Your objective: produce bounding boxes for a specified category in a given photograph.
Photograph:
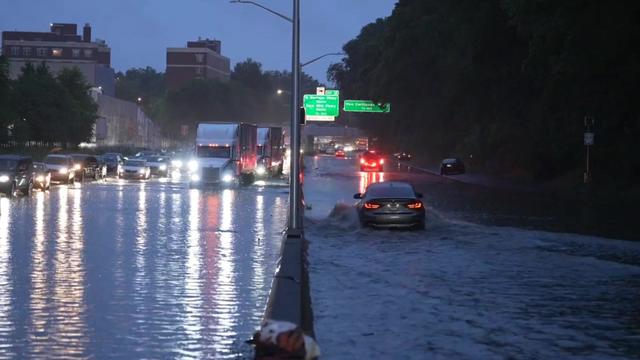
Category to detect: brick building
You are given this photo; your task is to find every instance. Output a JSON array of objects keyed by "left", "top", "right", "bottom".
[
  {"left": 166, "top": 38, "right": 231, "bottom": 91},
  {"left": 1, "top": 23, "right": 115, "bottom": 96}
]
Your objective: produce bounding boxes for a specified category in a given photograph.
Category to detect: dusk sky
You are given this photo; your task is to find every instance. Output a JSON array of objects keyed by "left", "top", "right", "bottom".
[{"left": 1, "top": 0, "right": 397, "bottom": 84}]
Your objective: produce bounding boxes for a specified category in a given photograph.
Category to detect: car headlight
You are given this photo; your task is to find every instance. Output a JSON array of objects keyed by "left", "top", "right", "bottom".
[
  {"left": 59, "top": 167, "right": 68, "bottom": 174},
  {"left": 188, "top": 160, "right": 198, "bottom": 172},
  {"left": 0, "top": 175, "right": 9, "bottom": 183},
  {"left": 190, "top": 174, "right": 200, "bottom": 182},
  {"left": 36, "top": 175, "right": 45, "bottom": 182},
  {"left": 171, "top": 160, "right": 182, "bottom": 168},
  {"left": 159, "top": 164, "right": 167, "bottom": 171},
  {"left": 74, "top": 163, "right": 81, "bottom": 170},
  {"left": 139, "top": 168, "right": 146, "bottom": 174},
  {"left": 256, "top": 166, "right": 266, "bottom": 175},
  {"left": 222, "top": 173, "right": 233, "bottom": 183}
]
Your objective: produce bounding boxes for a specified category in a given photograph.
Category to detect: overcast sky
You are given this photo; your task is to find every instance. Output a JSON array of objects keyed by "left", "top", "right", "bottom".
[{"left": 1, "top": 0, "right": 397, "bottom": 84}]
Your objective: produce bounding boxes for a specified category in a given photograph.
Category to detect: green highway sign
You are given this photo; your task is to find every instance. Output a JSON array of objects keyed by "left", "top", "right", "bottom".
[
  {"left": 325, "top": 89, "right": 339, "bottom": 96},
  {"left": 303, "top": 94, "right": 340, "bottom": 117},
  {"left": 343, "top": 100, "right": 391, "bottom": 113}
]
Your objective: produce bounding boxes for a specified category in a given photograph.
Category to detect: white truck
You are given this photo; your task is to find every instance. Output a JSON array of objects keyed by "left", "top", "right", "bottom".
[
  {"left": 188, "top": 122, "right": 257, "bottom": 186},
  {"left": 256, "top": 127, "right": 284, "bottom": 177}
]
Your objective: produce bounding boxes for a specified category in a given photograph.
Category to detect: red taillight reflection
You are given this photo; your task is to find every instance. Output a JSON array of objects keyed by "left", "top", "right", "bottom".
[
  {"left": 406, "top": 201, "right": 423, "bottom": 209},
  {"left": 364, "top": 202, "right": 381, "bottom": 209},
  {"left": 360, "top": 158, "right": 365, "bottom": 164}
]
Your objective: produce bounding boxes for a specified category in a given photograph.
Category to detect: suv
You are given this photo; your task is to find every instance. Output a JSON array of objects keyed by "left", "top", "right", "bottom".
[
  {"left": 0, "top": 155, "right": 34, "bottom": 197},
  {"left": 45, "top": 154, "right": 76, "bottom": 184},
  {"left": 359, "top": 150, "right": 385, "bottom": 172}
]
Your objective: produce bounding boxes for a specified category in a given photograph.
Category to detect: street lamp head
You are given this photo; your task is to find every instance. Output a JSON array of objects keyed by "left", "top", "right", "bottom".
[
  {"left": 137, "top": 97, "right": 142, "bottom": 103},
  {"left": 277, "top": 89, "right": 283, "bottom": 95}
]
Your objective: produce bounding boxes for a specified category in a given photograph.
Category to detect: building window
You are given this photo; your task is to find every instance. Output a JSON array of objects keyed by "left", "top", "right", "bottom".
[
  {"left": 195, "top": 53, "right": 204, "bottom": 63},
  {"left": 72, "top": 49, "right": 80, "bottom": 58},
  {"left": 10, "top": 47, "right": 20, "bottom": 56},
  {"left": 84, "top": 49, "right": 93, "bottom": 58},
  {"left": 36, "top": 48, "right": 47, "bottom": 57},
  {"left": 23, "top": 47, "right": 32, "bottom": 57},
  {"left": 52, "top": 48, "right": 63, "bottom": 57}
]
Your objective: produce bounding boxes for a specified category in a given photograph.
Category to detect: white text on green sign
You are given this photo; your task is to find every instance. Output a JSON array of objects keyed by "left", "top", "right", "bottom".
[
  {"left": 303, "top": 94, "right": 340, "bottom": 117},
  {"left": 343, "top": 100, "right": 391, "bottom": 113}
]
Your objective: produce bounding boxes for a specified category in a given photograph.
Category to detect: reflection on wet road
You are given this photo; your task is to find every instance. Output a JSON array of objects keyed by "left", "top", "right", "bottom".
[{"left": 0, "top": 178, "right": 288, "bottom": 358}]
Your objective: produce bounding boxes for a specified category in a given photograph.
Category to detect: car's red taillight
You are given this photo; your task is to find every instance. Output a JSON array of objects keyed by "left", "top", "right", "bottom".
[
  {"left": 379, "top": 158, "right": 384, "bottom": 164},
  {"left": 406, "top": 201, "right": 423, "bottom": 209},
  {"left": 364, "top": 202, "right": 381, "bottom": 209}
]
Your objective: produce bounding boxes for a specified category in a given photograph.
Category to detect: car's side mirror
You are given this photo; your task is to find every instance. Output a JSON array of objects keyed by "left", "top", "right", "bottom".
[
  {"left": 416, "top": 192, "right": 424, "bottom": 198},
  {"left": 353, "top": 193, "right": 362, "bottom": 199}
]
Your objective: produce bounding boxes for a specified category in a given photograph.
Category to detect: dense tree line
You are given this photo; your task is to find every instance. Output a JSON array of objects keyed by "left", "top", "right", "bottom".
[
  {"left": 0, "top": 56, "right": 98, "bottom": 147},
  {"left": 116, "top": 59, "right": 321, "bottom": 141},
  {"left": 329, "top": 0, "right": 640, "bottom": 186}
]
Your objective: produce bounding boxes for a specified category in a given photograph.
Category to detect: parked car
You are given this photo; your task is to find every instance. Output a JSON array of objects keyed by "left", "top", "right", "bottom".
[
  {"left": 359, "top": 150, "right": 385, "bottom": 172},
  {"left": 354, "top": 181, "right": 425, "bottom": 229},
  {"left": 102, "top": 153, "right": 124, "bottom": 177},
  {"left": 145, "top": 155, "right": 170, "bottom": 177},
  {"left": 44, "top": 154, "right": 76, "bottom": 184},
  {"left": 0, "top": 155, "right": 34, "bottom": 197},
  {"left": 122, "top": 159, "right": 151, "bottom": 180},
  {"left": 394, "top": 151, "right": 412, "bottom": 161},
  {"left": 70, "top": 154, "right": 102, "bottom": 181},
  {"left": 32, "top": 162, "right": 51, "bottom": 191},
  {"left": 440, "top": 158, "right": 465, "bottom": 175}
]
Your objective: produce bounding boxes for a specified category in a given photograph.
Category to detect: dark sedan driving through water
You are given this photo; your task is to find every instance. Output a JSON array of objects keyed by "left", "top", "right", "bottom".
[{"left": 354, "top": 181, "right": 425, "bottom": 229}]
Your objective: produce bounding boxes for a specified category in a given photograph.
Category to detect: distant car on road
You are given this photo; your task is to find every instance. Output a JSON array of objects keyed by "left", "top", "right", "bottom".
[
  {"left": 359, "top": 150, "right": 384, "bottom": 172},
  {"left": 70, "top": 154, "right": 102, "bottom": 181},
  {"left": 145, "top": 155, "right": 169, "bottom": 177},
  {"left": 335, "top": 148, "right": 346, "bottom": 158},
  {"left": 122, "top": 159, "right": 151, "bottom": 180},
  {"left": 440, "top": 158, "right": 465, "bottom": 175},
  {"left": 394, "top": 151, "right": 412, "bottom": 161},
  {"left": 354, "top": 181, "right": 425, "bottom": 229},
  {"left": 32, "top": 162, "right": 51, "bottom": 191},
  {"left": 0, "top": 155, "right": 34, "bottom": 197},
  {"left": 45, "top": 154, "right": 76, "bottom": 184}
]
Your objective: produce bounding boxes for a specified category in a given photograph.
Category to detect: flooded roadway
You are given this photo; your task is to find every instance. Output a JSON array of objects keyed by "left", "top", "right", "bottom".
[{"left": 0, "top": 177, "right": 288, "bottom": 359}]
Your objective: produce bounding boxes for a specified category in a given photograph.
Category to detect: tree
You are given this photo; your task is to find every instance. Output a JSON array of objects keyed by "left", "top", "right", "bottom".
[
  {"left": 57, "top": 67, "right": 99, "bottom": 145},
  {"left": 0, "top": 56, "right": 13, "bottom": 142}
]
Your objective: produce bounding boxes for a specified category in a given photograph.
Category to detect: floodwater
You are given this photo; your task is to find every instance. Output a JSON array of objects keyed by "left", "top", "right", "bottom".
[{"left": 0, "top": 177, "right": 288, "bottom": 359}]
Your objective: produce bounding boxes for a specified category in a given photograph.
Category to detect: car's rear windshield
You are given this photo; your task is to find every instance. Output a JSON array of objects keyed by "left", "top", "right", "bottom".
[
  {"left": 103, "top": 154, "right": 119, "bottom": 160},
  {"left": 125, "top": 160, "right": 145, "bottom": 166},
  {"left": 33, "top": 163, "right": 46, "bottom": 171},
  {"left": 45, "top": 156, "right": 68, "bottom": 165},
  {"left": 0, "top": 159, "right": 18, "bottom": 171},
  {"left": 367, "top": 185, "right": 415, "bottom": 199}
]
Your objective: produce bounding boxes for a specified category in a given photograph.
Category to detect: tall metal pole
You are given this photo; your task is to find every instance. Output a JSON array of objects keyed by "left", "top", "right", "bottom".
[{"left": 288, "top": 0, "right": 302, "bottom": 234}]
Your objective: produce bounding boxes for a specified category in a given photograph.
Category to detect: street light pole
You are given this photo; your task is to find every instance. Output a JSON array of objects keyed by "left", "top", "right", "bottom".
[
  {"left": 290, "top": 0, "right": 302, "bottom": 233},
  {"left": 230, "top": 0, "right": 302, "bottom": 234}
]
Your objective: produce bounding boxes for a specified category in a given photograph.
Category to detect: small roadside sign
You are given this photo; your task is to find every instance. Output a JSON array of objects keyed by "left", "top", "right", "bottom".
[
  {"left": 316, "top": 87, "right": 325, "bottom": 95},
  {"left": 306, "top": 115, "right": 335, "bottom": 122},
  {"left": 584, "top": 132, "right": 594, "bottom": 145}
]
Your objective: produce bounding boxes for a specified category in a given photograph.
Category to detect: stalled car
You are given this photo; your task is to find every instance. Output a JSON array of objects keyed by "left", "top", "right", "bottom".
[
  {"left": 122, "top": 159, "right": 151, "bottom": 180},
  {"left": 354, "top": 181, "right": 425, "bottom": 229},
  {"left": 44, "top": 154, "right": 76, "bottom": 184},
  {"left": 102, "top": 153, "right": 124, "bottom": 176},
  {"left": 440, "top": 158, "right": 465, "bottom": 175},
  {"left": 145, "top": 155, "right": 170, "bottom": 177},
  {"left": 0, "top": 155, "right": 35, "bottom": 197},
  {"left": 70, "top": 154, "right": 102, "bottom": 181},
  {"left": 359, "top": 150, "right": 384, "bottom": 172},
  {"left": 32, "top": 162, "right": 51, "bottom": 191}
]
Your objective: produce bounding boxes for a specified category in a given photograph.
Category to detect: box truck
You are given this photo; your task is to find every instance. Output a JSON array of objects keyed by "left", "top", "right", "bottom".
[
  {"left": 188, "top": 122, "right": 257, "bottom": 185},
  {"left": 256, "top": 127, "right": 284, "bottom": 177}
]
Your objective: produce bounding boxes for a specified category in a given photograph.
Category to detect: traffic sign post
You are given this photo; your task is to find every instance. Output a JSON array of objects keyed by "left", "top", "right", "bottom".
[{"left": 343, "top": 100, "right": 391, "bottom": 113}]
